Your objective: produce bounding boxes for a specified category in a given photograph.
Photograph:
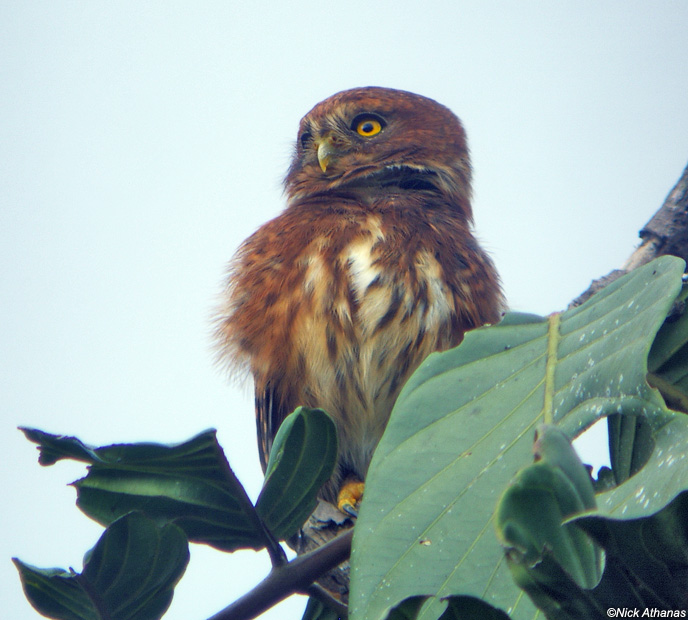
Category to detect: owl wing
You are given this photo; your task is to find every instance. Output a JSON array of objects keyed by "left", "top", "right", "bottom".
[{"left": 254, "top": 383, "right": 286, "bottom": 473}]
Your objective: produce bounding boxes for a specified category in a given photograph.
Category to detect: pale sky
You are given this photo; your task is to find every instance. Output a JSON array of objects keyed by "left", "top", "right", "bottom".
[{"left": 2, "top": 2, "right": 688, "bottom": 619}]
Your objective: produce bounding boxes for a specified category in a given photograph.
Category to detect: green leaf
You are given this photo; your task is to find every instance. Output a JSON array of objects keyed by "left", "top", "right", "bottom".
[
  {"left": 349, "top": 257, "right": 687, "bottom": 620},
  {"left": 382, "top": 596, "right": 428, "bottom": 620},
  {"left": 14, "top": 512, "right": 189, "bottom": 620},
  {"left": 648, "top": 279, "right": 688, "bottom": 411},
  {"left": 301, "top": 597, "right": 345, "bottom": 620},
  {"left": 576, "top": 491, "right": 688, "bottom": 608},
  {"left": 606, "top": 410, "right": 655, "bottom": 486},
  {"left": 256, "top": 407, "right": 338, "bottom": 540},
  {"left": 20, "top": 428, "right": 271, "bottom": 552},
  {"left": 13, "top": 564, "right": 93, "bottom": 620},
  {"left": 495, "top": 426, "right": 603, "bottom": 613},
  {"left": 380, "top": 596, "right": 511, "bottom": 620},
  {"left": 648, "top": 279, "right": 688, "bottom": 373},
  {"left": 20, "top": 427, "right": 104, "bottom": 466},
  {"left": 439, "top": 597, "right": 511, "bottom": 620},
  {"left": 492, "top": 491, "right": 688, "bottom": 618}
]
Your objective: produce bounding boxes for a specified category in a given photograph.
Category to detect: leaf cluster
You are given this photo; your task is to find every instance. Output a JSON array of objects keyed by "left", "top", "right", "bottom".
[
  {"left": 15, "top": 407, "right": 339, "bottom": 620},
  {"left": 14, "top": 256, "right": 688, "bottom": 620}
]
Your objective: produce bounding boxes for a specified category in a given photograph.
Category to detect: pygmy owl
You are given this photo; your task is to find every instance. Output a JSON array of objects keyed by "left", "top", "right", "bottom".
[{"left": 215, "top": 87, "right": 504, "bottom": 513}]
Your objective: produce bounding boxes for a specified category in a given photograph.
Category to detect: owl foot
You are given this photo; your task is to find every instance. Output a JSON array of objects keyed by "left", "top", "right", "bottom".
[{"left": 337, "top": 479, "right": 365, "bottom": 517}]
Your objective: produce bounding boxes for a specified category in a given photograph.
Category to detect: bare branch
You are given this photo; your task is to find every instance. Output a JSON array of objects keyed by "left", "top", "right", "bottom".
[
  {"left": 207, "top": 528, "right": 353, "bottom": 620},
  {"left": 571, "top": 161, "right": 688, "bottom": 306},
  {"left": 625, "top": 161, "right": 688, "bottom": 270}
]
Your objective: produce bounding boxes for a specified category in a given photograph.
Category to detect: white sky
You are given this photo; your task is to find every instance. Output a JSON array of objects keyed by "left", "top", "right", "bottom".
[{"left": 2, "top": 2, "right": 687, "bottom": 619}]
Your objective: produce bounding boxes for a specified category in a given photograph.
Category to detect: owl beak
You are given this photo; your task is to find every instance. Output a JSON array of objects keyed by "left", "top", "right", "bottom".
[{"left": 316, "top": 136, "right": 337, "bottom": 173}]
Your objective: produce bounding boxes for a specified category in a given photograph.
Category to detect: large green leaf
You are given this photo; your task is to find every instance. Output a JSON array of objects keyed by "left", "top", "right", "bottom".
[
  {"left": 349, "top": 257, "right": 687, "bottom": 620},
  {"left": 256, "top": 407, "right": 338, "bottom": 541},
  {"left": 21, "top": 428, "right": 271, "bottom": 552},
  {"left": 14, "top": 512, "right": 189, "bottom": 620}
]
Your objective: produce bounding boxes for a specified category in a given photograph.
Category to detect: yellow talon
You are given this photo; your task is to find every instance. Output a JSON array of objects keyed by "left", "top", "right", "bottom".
[{"left": 337, "top": 480, "right": 365, "bottom": 516}]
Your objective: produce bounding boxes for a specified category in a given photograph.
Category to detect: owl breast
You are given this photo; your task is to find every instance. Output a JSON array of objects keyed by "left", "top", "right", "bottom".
[{"left": 292, "top": 215, "right": 457, "bottom": 480}]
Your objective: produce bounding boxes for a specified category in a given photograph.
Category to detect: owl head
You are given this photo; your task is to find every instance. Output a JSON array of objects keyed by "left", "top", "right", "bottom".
[{"left": 285, "top": 86, "right": 473, "bottom": 220}]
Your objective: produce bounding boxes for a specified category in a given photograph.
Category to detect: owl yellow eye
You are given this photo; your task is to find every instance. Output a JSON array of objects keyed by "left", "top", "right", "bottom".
[
  {"left": 357, "top": 119, "right": 381, "bottom": 136},
  {"left": 352, "top": 114, "right": 385, "bottom": 137}
]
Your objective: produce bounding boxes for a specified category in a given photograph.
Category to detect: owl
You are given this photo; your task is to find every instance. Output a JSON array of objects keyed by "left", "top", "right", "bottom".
[{"left": 215, "top": 86, "right": 504, "bottom": 513}]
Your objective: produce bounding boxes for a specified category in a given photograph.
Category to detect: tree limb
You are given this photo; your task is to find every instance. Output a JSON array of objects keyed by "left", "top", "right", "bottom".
[
  {"left": 571, "top": 161, "right": 688, "bottom": 306},
  {"left": 627, "top": 161, "right": 688, "bottom": 270},
  {"left": 207, "top": 528, "right": 353, "bottom": 620}
]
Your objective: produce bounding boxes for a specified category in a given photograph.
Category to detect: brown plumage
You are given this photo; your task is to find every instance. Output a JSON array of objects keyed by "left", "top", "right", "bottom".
[{"left": 215, "top": 87, "right": 504, "bottom": 505}]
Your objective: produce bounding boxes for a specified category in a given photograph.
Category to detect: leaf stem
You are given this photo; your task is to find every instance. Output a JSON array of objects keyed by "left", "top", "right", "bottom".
[
  {"left": 543, "top": 312, "right": 561, "bottom": 424},
  {"left": 216, "top": 450, "right": 287, "bottom": 566}
]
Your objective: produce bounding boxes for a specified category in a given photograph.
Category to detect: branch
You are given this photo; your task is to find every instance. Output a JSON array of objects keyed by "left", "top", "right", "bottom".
[
  {"left": 571, "top": 160, "right": 688, "bottom": 306},
  {"left": 625, "top": 160, "right": 688, "bottom": 270},
  {"left": 207, "top": 528, "right": 353, "bottom": 620}
]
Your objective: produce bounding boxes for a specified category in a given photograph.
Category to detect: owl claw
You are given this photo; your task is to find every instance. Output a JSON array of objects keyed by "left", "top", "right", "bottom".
[
  {"left": 341, "top": 503, "right": 358, "bottom": 517},
  {"left": 337, "top": 480, "right": 365, "bottom": 517}
]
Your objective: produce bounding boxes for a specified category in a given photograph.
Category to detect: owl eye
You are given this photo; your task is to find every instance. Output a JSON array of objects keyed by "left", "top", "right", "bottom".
[
  {"left": 299, "top": 131, "right": 313, "bottom": 149},
  {"left": 351, "top": 114, "right": 385, "bottom": 137}
]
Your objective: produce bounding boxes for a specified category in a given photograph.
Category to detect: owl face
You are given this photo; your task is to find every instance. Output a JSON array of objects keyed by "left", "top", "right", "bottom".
[{"left": 285, "top": 87, "right": 473, "bottom": 219}]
